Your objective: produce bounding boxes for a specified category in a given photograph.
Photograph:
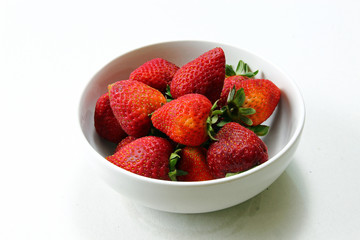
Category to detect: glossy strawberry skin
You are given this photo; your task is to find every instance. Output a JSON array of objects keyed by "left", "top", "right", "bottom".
[
  {"left": 229, "top": 79, "right": 280, "bottom": 126},
  {"left": 170, "top": 47, "right": 226, "bottom": 103},
  {"left": 115, "top": 136, "right": 137, "bottom": 153},
  {"left": 218, "top": 75, "right": 249, "bottom": 107},
  {"left": 207, "top": 122, "right": 268, "bottom": 179},
  {"left": 151, "top": 94, "right": 212, "bottom": 146},
  {"left": 177, "top": 147, "right": 214, "bottom": 181},
  {"left": 129, "top": 58, "right": 179, "bottom": 92},
  {"left": 94, "top": 93, "right": 127, "bottom": 143},
  {"left": 106, "top": 136, "right": 174, "bottom": 180},
  {"left": 108, "top": 80, "right": 166, "bottom": 138}
]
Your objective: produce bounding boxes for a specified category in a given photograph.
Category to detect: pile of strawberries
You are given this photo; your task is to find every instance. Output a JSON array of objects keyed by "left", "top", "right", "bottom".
[{"left": 94, "top": 47, "right": 281, "bottom": 181}]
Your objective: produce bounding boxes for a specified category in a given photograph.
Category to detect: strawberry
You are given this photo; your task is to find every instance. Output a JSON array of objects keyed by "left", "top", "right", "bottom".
[
  {"left": 106, "top": 136, "right": 174, "bottom": 180},
  {"left": 223, "top": 79, "right": 281, "bottom": 127},
  {"left": 218, "top": 60, "right": 258, "bottom": 107},
  {"left": 115, "top": 136, "right": 137, "bottom": 153},
  {"left": 176, "top": 147, "right": 214, "bottom": 181},
  {"left": 218, "top": 75, "right": 248, "bottom": 107},
  {"left": 151, "top": 94, "right": 218, "bottom": 146},
  {"left": 206, "top": 122, "right": 268, "bottom": 179},
  {"left": 129, "top": 58, "right": 179, "bottom": 92},
  {"left": 170, "top": 47, "right": 225, "bottom": 103},
  {"left": 94, "top": 93, "right": 127, "bottom": 143},
  {"left": 108, "top": 80, "right": 166, "bottom": 137}
]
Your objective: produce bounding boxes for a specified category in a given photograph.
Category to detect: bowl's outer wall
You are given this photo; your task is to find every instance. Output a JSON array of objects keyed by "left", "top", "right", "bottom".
[
  {"left": 91, "top": 133, "right": 302, "bottom": 213},
  {"left": 79, "top": 40, "right": 305, "bottom": 213}
]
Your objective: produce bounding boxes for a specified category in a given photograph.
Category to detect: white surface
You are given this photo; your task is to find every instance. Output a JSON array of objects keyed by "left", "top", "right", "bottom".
[{"left": 1, "top": 0, "right": 359, "bottom": 239}]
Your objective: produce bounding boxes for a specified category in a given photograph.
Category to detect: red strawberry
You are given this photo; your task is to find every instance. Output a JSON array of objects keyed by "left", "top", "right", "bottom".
[
  {"left": 207, "top": 122, "right": 268, "bottom": 179},
  {"left": 129, "top": 58, "right": 179, "bottom": 92},
  {"left": 106, "top": 136, "right": 174, "bottom": 180},
  {"left": 115, "top": 136, "right": 137, "bottom": 153},
  {"left": 218, "top": 75, "right": 249, "bottom": 107},
  {"left": 170, "top": 47, "right": 225, "bottom": 103},
  {"left": 94, "top": 93, "right": 127, "bottom": 143},
  {"left": 224, "top": 79, "right": 281, "bottom": 127},
  {"left": 176, "top": 147, "right": 214, "bottom": 181},
  {"left": 151, "top": 94, "right": 216, "bottom": 146},
  {"left": 108, "top": 80, "right": 166, "bottom": 137},
  {"left": 219, "top": 60, "right": 259, "bottom": 107}
]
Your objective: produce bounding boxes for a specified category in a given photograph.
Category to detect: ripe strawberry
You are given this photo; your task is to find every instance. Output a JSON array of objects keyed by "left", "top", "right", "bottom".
[
  {"left": 223, "top": 79, "right": 281, "bottom": 126},
  {"left": 151, "top": 94, "right": 217, "bottom": 146},
  {"left": 218, "top": 60, "right": 258, "bottom": 107},
  {"left": 106, "top": 136, "right": 174, "bottom": 180},
  {"left": 129, "top": 58, "right": 179, "bottom": 92},
  {"left": 94, "top": 93, "right": 127, "bottom": 143},
  {"left": 218, "top": 75, "right": 248, "bottom": 107},
  {"left": 108, "top": 80, "right": 166, "bottom": 137},
  {"left": 176, "top": 147, "right": 214, "bottom": 181},
  {"left": 170, "top": 47, "right": 225, "bottom": 103},
  {"left": 207, "top": 122, "right": 268, "bottom": 179},
  {"left": 115, "top": 136, "right": 137, "bottom": 153}
]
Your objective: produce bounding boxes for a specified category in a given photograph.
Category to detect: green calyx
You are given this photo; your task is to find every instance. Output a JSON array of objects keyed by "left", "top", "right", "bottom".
[
  {"left": 245, "top": 125, "right": 269, "bottom": 137},
  {"left": 205, "top": 88, "right": 262, "bottom": 141},
  {"left": 165, "top": 85, "right": 173, "bottom": 102},
  {"left": 206, "top": 100, "right": 224, "bottom": 141},
  {"left": 222, "top": 86, "right": 255, "bottom": 126},
  {"left": 225, "top": 60, "right": 259, "bottom": 78},
  {"left": 200, "top": 60, "right": 268, "bottom": 141},
  {"left": 214, "top": 87, "right": 270, "bottom": 137},
  {"left": 168, "top": 147, "right": 188, "bottom": 181}
]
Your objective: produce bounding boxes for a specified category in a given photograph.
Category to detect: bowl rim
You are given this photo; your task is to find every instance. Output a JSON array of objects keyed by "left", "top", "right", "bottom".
[{"left": 79, "top": 40, "right": 306, "bottom": 187}]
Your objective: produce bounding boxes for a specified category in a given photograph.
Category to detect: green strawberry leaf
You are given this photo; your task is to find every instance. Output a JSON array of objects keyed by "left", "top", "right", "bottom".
[
  {"left": 169, "top": 149, "right": 181, "bottom": 168},
  {"left": 246, "top": 125, "right": 270, "bottom": 136},
  {"left": 168, "top": 147, "right": 188, "bottom": 181},
  {"left": 205, "top": 99, "right": 232, "bottom": 141},
  {"left": 211, "top": 115, "right": 219, "bottom": 124},
  {"left": 232, "top": 87, "right": 246, "bottom": 107},
  {"left": 165, "top": 85, "right": 173, "bottom": 102},
  {"left": 175, "top": 170, "right": 188, "bottom": 176},
  {"left": 207, "top": 124, "right": 218, "bottom": 141},
  {"left": 227, "top": 86, "right": 236, "bottom": 102},
  {"left": 211, "top": 100, "right": 219, "bottom": 111},
  {"left": 216, "top": 120, "right": 229, "bottom": 128},
  {"left": 242, "top": 70, "right": 259, "bottom": 78},
  {"left": 236, "top": 60, "right": 246, "bottom": 74},
  {"left": 211, "top": 109, "right": 224, "bottom": 116},
  {"left": 226, "top": 60, "right": 259, "bottom": 78},
  {"left": 222, "top": 87, "right": 255, "bottom": 126},
  {"left": 239, "top": 108, "right": 256, "bottom": 116},
  {"left": 225, "top": 64, "right": 236, "bottom": 77},
  {"left": 238, "top": 115, "right": 253, "bottom": 126}
]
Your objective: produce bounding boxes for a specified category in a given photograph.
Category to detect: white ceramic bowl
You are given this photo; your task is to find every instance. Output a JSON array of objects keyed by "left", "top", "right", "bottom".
[{"left": 78, "top": 40, "right": 305, "bottom": 213}]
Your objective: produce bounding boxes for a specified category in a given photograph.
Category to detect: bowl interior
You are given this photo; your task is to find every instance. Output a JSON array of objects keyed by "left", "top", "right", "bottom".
[{"left": 79, "top": 40, "right": 304, "bottom": 174}]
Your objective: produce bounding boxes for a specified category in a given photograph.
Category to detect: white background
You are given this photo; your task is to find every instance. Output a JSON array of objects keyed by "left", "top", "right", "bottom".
[{"left": 1, "top": 0, "right": 360, "bottom": 239}]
